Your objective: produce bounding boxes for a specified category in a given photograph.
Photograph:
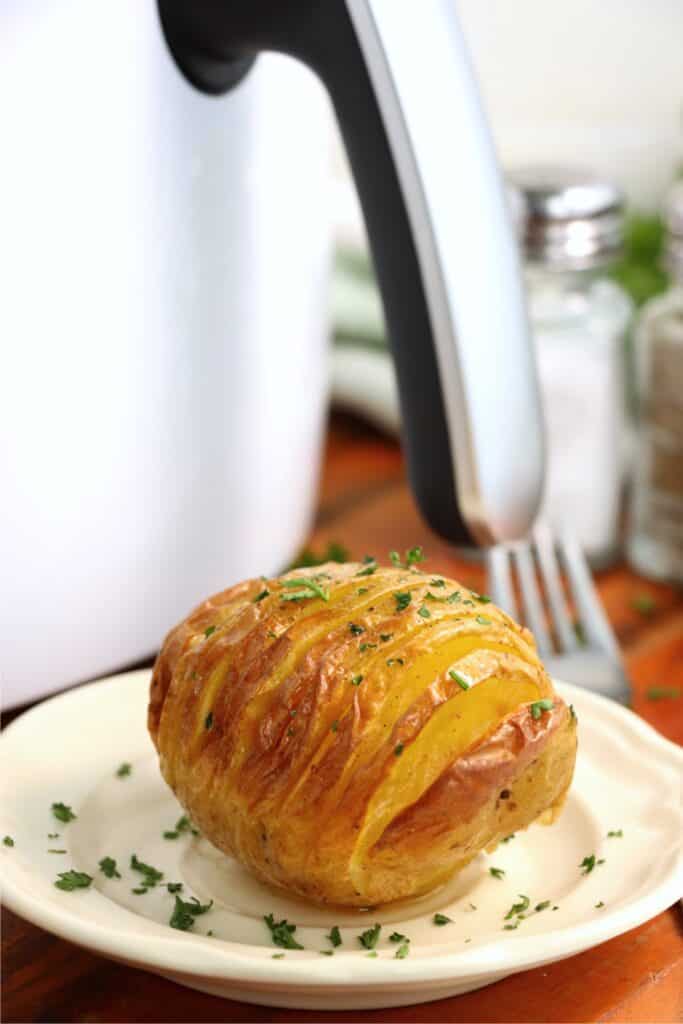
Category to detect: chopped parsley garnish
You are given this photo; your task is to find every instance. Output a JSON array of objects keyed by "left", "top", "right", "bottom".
[
  {"left": 349, "top": 623, "right": 365, "bottom": 636},
  {"left": 389, "top": 550, "right": 401, "bottom": 567},
  {"left": 327, "top": 925, "right": 342, "bottom": 947},
  {"left": 116, "top": 763, "right": 132, "bottom": 778},
  {"left": 430, "top": 578, "right": 446, "bottom": 588},
  {"left": 52, "top": 802, "right": 76, "bottom": 823},
  {"left": 607, "top": 829, "right": 623, "bottom": 838},
  {"left": 446, "top": 591, "right": 461, "bottom": 604},
  {"left": 47, "top": 849, "right": 67, "bottom": 854},
  {"left": 264, "top": 913, "right": 303, "bottom": 950},
  {"left": 570, "top": 704, "right": 577, "bottom": 721},
  {"left": 418, "top": 605, "right": 431, "bottom": 619},
  {"left": 530, "top": 699, "right": 554, "bottom": 720},
  {"left": 290, "top": 541, "right": 348, "bottom": 569},
  {"left": 357, "top": 587, "right": 369, "bottom": 595},
  {"left": 54, "top": 870, "right": 92, "bottom": 891},
  {"left": 466, "top": 903, "right": 477, "bottom": 911},
  {"left": 366, "top": 950, "right": 378, "bottom": 958},
  {"left": 595, "top": 901, "right": 605, "bottom": 909},
  {"left": 166, "top": 882, "right": 183, "bottom": 893},
  {"left": 535, "top": 900, "right": 551, "bottom": 912},
  {"left": 631, "top": 592, "right": 656, "bottom": 615},
  {"left": 433, "top": 913, "right": 452, "bottom": 925},
  {"left": 394, "top": 591, "right": 412, "bottom": 612},
  {"left": 501, "top": 834, "right": 515, "bottom": 843},
  {"left": 358, "top": 923, "right": 381, "bottom": 949},
  {"left": 579, "top": 854, "right": 605, "bottom": 875},
  {"left": 489, "top": 867, "right": 505, "bottom": 880},
  {"left": 475, "top": 615, "right": 492, "bottom": 626},
  {"left": 449, "top": 670, "right": 470, "bottom": 691},
  {"left": 130, "top": 853, "right": 163, "bottom": 888},
  {"left": 475, "top": 593, "right": 492, "bottom": 604},
  {"left": 47, "top": 833, "right": 59, "bottom": 839},
  {"left": 356, "top": 557, "right": 377, "bottom": 577},
  {"left": 320, "top": 949, "right": 334, "bottom": 956},
  {"left": 170, "top": 894, "right": 213, "bottom": 932},
  {"left": 253, "top": 589, "right": 270, "bottom": 602},
  {"left": 386, "top": 657, "right": 404, "bottom": 667},
  {"left": 379, "top": 633, "right": 393, "bottom": 642},
  {"left": 394, "top": 743, "right": 404, "bottom": 756},
  {"left": 406, "top": 546, "right": 425, "bottom": 567},
  {"left": 99, "top": 857, "right": 120, "bottom": 879},
  {"left": 503, "top": 918, "right": 520, "bottom": 930},
  {"left": 203, "top": 625, "right": 216, "bottom": 638},
  {"left": 272, "top": 953, "right": 285, "bottom": 959},
  {"left": 163, "top": 815, "right": 200, "bottom": 840},
  {"left": 504, "top": 894, "right": 530, "bottom": 920},
  {"left": 359, "top": 642, "right": 377, "bottom": 652},
  {"left": 646, "top": 686, "right": 680, "bottom": 701},
  {"left": 395, "top": 943, "right": 410, "bottom": 959},
  {"left": 281, "top": 577, "right": 329, "bottom": 602},
  {"left": 351, "top": 674, "right": 364, "bottom": 687},
  {"left": 330, "top": 720, "right": 339, "bottom": 733},
  {"left": 205, "top": 711, "right": 214, "bottom": 730},
  {"left": 266, "top": 630, "right": 277, "bottom": 639},
  {"left": 389, "top": 931, "right": 409, "bottom": 943},
  {"left": 131, "top": 887, "right": 148, "bottom": 895},
  {"left": 3, "top": 836, "right": 14, "bottom": 847}
]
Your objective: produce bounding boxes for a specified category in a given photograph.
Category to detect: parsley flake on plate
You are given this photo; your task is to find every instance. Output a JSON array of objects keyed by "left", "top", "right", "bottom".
[
  {"left": 395, "top": 943, "right": 410, "bottom": 959},
  {"left": 54, "top": 870, "right": 92, "bottom": 892},
  {"left": 51, "top": 802, "right": 76, "bottom": 824},
  {"left": 326, "top": 925, "right": 342, "bottom": 947},
  {"left": 116, "top": 763, "right": 132, "bottom": 778},
  {"left": 433, "top": 913, "right": 452, "bottom": 925},
  {"left": 3, "top": 836, "right": 14, "bottom": 847},
  {"left": 579, "top": 854, "right": 605, "bottom": 875},
  {"left": 504, "top": 894, "right": 530, "bottom": 920},
  {"left": 98, "top": 856, "right": 120, "bottom": 879},
  {"left": 264, "top": 913, "right": 303, "bottom": 950},
  {"left": 607, "top": 829, "right": 623, "bottom": 838},
  {"left": 489, "top": 867, "right": 505, "bottom": 880},
  {"left": 358, "top": 923, "right": 381, "bottom": 950},
  {"left": 130, "top": 853, "right": 163, "bottom": 888},
  {"left": 170, "top": 894, "right": 213, "bottom": 932}
]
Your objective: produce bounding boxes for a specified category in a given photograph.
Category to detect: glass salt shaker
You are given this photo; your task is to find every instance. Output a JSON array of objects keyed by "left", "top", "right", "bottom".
[
  {"left": 510, "top": 168, "right": 633, "bottom": 566},
  {"left": 627, "top": 182, "right": 683, "bottom": 583}
]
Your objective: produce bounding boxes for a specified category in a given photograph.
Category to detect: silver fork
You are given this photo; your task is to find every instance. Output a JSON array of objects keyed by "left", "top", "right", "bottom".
[{"left": 486, "top": 523, "right": 630, "bottom": 704}]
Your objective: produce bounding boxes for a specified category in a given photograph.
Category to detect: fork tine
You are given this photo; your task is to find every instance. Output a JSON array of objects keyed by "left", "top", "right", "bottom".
[
  {"left": 512, "top": 541, "right": 552, "bottom": 655},
  {"left": 558, "top": 530, "right": 620, "bottom": 657},
  {"left": 486, "top": 545, "right": 516, "bottom": 617},
  {"left": 533, "top": 523, "right": 577, "bottom": 652}
]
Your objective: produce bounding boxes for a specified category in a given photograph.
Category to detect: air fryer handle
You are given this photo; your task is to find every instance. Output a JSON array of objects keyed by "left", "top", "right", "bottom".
[{"left": 158, "top": 0, "right": 544, "bottom": 545}]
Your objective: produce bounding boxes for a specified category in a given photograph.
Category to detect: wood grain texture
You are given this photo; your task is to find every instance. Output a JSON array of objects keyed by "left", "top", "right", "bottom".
[{"left": 3, "top": 414, "right": 682, "bottom": 1024}]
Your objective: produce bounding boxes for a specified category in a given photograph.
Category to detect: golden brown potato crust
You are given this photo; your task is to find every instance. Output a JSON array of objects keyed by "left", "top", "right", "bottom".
[{"left": 149, "top": 562, "right": 577, "bottom": 906}]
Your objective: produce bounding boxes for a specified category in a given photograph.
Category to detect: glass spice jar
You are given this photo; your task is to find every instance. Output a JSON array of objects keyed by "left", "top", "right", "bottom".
[
  {"left": 627, "top": 181, "right": 683, "bottom": 583},
  {"left": 511, "top": 168, "right": 633, "bottom": 566}
]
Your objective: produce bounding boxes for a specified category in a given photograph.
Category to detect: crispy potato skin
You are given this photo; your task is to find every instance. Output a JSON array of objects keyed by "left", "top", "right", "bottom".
[{"left": 149, "top": 563, "right": 577, "bottom": 906}]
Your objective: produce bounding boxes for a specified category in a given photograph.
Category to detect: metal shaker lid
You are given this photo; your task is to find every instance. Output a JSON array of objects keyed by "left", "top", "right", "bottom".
[
  {"left": 663, "top": 179, "right": 683, "bottom": 282},
  {"left": 509, "top": 166, "right": 625, "bottom": 269}
]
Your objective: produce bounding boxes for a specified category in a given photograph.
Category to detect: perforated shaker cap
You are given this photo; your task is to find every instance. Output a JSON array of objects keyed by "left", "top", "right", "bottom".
[
  {"left": 509, "top": 166, "right": 625, "bottom": 270},
  {"left": 663, "top": 180, "right": 683, "bottom": 282}
]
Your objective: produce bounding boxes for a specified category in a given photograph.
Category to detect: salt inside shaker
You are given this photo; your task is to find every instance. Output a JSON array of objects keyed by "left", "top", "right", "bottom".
[{"left": 511, "top": 168, "right": 633, "bottom": 566}]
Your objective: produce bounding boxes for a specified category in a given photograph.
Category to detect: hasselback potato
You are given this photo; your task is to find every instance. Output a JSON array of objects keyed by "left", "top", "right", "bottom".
[{"left": 149, "top": 560, "right": 577, "bottom": 907}]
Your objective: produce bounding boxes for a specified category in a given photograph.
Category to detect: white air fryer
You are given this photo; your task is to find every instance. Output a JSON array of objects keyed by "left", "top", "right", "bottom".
[{"left": 1, "top": 0, "right": 544, "bottom": 707}]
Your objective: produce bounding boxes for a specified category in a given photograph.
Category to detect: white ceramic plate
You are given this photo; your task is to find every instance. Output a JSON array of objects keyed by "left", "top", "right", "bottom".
[{"left": 1, "top": 670, "right": 681, "bottom": 1011}]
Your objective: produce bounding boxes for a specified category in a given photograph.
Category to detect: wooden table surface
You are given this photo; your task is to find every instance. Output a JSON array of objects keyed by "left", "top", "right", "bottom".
[{"left": 3, "top": 414, "right": 682, "bottom": 1024}]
